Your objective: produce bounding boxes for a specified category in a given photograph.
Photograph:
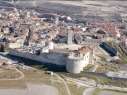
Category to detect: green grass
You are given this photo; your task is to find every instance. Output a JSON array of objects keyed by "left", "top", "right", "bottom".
[
  {"left": 121, "top": 56, "right": 127, "bottom": 64},
  {"left": 92, "top": 88, "right": 101, "bottom": 95},
  {"left": 95, "top": 64, "right": 119, "bottom": 73}
]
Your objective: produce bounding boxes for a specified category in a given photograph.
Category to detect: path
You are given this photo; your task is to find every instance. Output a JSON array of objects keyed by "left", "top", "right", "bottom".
[
  {"left": 54, "top": 73, "right": 72, "bottom": 95},
  {"left": 83, "top": 87, "right": 96, "bottom": 95},
  {"left": 22, "top": 65, "right": 72, "bottom": 95}
]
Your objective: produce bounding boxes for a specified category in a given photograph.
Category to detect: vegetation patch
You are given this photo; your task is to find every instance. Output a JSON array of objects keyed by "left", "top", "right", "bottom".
[
  {"left": 83, "top": 64, "right": 95, "bottom": 72},
  {"left": 92, "top": 88, "right": 101, "bottom": 95},
  {"left": 67, "top": 82, "right": 85, "bottom": 95},
  {"left": 95, "top": 63, "right": 119, "bottom": 73}
]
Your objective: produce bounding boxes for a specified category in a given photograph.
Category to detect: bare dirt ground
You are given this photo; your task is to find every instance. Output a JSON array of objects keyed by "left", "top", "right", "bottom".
[{"left": 0, "top": 83, "right": 59, "bottom": 95}]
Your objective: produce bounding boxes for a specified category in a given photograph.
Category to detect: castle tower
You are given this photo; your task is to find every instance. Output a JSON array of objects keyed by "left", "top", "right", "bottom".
[{"left": 67, "top": 29, "right": 73, "bottom": 44}]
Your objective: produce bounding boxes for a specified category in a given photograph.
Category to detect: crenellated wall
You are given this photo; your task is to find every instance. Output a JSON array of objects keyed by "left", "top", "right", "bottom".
[{"left": 9, "top": 49, "right": 94, "bottom": 74}]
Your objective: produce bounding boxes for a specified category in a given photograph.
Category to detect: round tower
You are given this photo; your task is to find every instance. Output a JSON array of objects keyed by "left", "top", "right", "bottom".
[{"left": 66, "top": 52, "right": 85, "bottom": 74}]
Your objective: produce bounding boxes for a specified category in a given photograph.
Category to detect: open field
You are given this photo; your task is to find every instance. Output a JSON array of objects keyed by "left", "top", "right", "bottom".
[
  {"left": 1, "top": 64, "right": 127, "bottom": 95},
  {"left": 20, "top": 68, "right": 69, "bottom": 95},
  {"left": 0, "top": 67, "right": 23, "bottom": 80},
  {"left": 4, "top": 0, "right": 127, "bottom": 19},
  {"left": 0, "top": 83, "right": 59, "bottom": 95},
  {"left": 0, "top": 65, "right": 68, "bottom": 95},
  {"left": 0, "top": 80, "right": 26, "bottom": 89}
]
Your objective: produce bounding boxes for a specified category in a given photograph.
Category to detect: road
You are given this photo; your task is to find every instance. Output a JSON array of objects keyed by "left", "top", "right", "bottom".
[
  {"left": 65, "top": 76, "right": 96, "bottom": 95},
  {"left": 64, "top": 75, "right": 127, "bottom": 92},
  {"left": 65, "top": 77, "right": 96, "bottom": 88}
]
